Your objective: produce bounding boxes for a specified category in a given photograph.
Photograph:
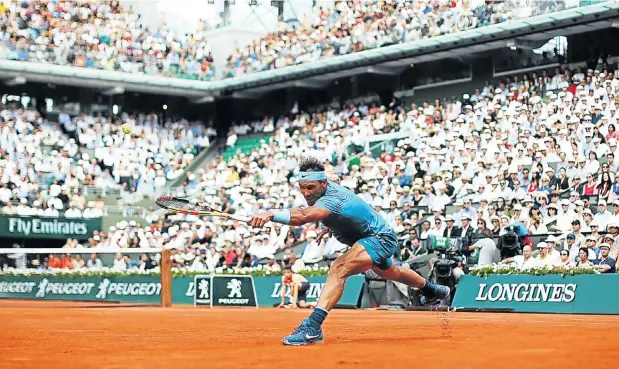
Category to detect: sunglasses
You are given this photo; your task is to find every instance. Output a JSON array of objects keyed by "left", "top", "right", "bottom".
[{"left": 560, "top": 253, "right": 568, "bottom": 256}]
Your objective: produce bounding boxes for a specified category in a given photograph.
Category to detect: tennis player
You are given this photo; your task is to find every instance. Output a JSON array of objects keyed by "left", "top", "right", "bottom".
[{"left": 249, "top": 157, "right": 450, "bottom": 346}]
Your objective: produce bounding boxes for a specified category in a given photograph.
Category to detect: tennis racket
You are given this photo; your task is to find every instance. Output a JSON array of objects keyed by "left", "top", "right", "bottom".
[{"left": 155, "top": 196, "right": 250, "bottom": 223}]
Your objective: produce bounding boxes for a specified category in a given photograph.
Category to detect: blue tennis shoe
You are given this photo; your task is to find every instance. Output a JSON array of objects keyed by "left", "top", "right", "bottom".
[
  {"left": 282, "top": 319, "right": 324, "bottom": 346},
  {"left": 421, "top": 285, "right": 451, "bottom": 305}
]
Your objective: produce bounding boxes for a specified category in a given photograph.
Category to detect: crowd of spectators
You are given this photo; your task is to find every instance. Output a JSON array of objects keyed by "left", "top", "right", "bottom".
[
  {"left": 2, "top": 0, "right": 617, "bottom": 274},
  {"left": 0, "top": 104, "right": 111, "bottom": 218},
  {"left": 158, "top": 61, "right": 619, "bottom": 273},
  {"left": 221, "top": 0, "right": 568, "bottom": 78},
  {"left": 6, "top": 59, "right": 619, "bottom": 275},
  {"left": 0, "top": 0, "right": 570, "bottom": 81},
  {"left": 59, "top": 111, "right": 214, "bottom": 195},
  {"left": 0, "top": 103, "right": 214, "bottom": 220},
  {"left": 0, "top": 0, "right": 215, "bottom": 80}
]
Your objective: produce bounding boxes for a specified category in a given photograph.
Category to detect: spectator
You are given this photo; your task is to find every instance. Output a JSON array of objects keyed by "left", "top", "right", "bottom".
[
  {"left": 402, "top": 237, "right": 427, "bottom": 262},
  {"left": 594, "top": 244, "right": 617, "bottom": 273},
  {"left": 264, "top": 255, "right": 282, "bottom": 272},
  {"left": 535, "top": 242, "right": 555, "bottom": 267},
  {"left": 557, "top": 249, "right": 574, "bottom": 268},
  {"left": 112, "top": 252, "right": 127, "bottom": 272},
  {"left": 138, "top": 254, "right": 156, "bottom": 271},
  {"left": 300, "top": 230, "right": 324, "bottom": 264},
  {"left": 576, "top": 247, "right": 593, "bottom": 267},
  {"left": 502, "top": 245, "right": 538, "bottom": 268},
  {"left": 86, "top": 253, "right": 103, "bottom": 270},
  {"left": 64, "top": 203, "right": 82, "bottom": 218}
]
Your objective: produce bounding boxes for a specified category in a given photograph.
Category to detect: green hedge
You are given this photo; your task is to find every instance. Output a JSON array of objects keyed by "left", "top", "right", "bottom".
[
  {"left": 0, "top": 265, "right": 330, "bottom": 278},
  {"left": 469, "top": 264, "right": 599, "bottom": 278}
]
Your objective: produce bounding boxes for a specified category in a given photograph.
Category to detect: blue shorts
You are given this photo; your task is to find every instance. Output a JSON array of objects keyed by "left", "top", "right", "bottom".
[{"left": 357, "top": 232, "right": 398, "bottom": 270}]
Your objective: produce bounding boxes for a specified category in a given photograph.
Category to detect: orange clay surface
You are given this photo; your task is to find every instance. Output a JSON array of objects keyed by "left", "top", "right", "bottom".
[{"left": 0, "top": 300, "right": 618, "bottom": 369}]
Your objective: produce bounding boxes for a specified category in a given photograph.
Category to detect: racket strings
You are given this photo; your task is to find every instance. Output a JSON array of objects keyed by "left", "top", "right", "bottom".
[{"left": 158, "top": 198, "right": 207, "bottom": 212}]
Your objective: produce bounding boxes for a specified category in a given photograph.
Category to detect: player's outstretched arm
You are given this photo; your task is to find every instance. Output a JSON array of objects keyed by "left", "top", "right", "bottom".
[{"left": 249, "top": 206, "right": 331, "bottom": 228}]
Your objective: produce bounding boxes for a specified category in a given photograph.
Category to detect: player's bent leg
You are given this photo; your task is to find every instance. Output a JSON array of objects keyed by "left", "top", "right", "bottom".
[
  {"left": 371, "top": 263, "right": 426, "bottom": 288},
  {"left": 315, "top": 243, "right": 373, "bottom": 310},
  {"left": 372, "top": 264, "right": 450, "bottom": 303},
  {"left": 282, "top": 244, "right": 373, "bottom": 346}
]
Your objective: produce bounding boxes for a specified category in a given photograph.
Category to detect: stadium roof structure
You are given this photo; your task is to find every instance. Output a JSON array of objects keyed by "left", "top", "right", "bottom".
[{"left": 1, "top": 1, "right": 618, "bottom": 99}]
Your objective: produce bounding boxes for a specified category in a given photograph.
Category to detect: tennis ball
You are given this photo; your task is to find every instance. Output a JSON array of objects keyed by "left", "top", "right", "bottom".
[{"left": 121, "top": 123, "right": 132, "bottom": 135}]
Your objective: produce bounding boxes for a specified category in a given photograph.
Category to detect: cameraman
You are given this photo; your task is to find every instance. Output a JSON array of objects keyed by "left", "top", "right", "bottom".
[
  {"left": 401, "top": 235, "right": 428, "bottom": 263},
  {"left": 496, "top": 225, "right": 524, "bottom": 260}
]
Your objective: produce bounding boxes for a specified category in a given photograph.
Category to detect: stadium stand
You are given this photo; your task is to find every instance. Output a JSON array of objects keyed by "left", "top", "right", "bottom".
[
  {"left": 61, "top": 112, "right": 213, "bottom": 194},
  {"left": 0, "top": 0, "right": 215, "bottom": 80},
  {"left": 156, "top": 62, "right": 619, "bottom": 272},
  {"left": 222, "top": 0, "right": 567, "bottom": 78},
  {"left": 0, "top": 0, "right": 567, "bottom": 81},
  {"left": 0, "top": 0, "right": 617, "bottom": 276},
  {"left": 4, "top": 62, "right": 619, "bottom": 272}
]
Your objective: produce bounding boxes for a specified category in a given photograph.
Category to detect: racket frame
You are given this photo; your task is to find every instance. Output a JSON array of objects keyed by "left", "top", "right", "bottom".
[{"left": 155, "top": 196, "right": 250, "bottom": 223}]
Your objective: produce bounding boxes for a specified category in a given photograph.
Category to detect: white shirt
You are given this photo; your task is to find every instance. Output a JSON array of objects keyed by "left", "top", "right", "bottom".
[
  {"left": 511, "top": 255, "right": 540, "bottom": 268},
  {"left": 43, "top": 207, "right": 59, "bottom": 217},
  {"left": 301, "top": 240, "right": 324, "bottom": 264},
  {"left": 546, "top": 248, "right": 562, "bottom": 265},
  {"left": 113, "top": 258, "right": 127, "bottom": 272},
  {"left": 64, "top": 208, "right": 82, "bottom": 218}
]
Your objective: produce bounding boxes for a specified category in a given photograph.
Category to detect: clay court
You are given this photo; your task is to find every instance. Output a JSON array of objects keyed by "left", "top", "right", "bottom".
[{"left": 1, "top": 300, "right": 617, "bottom": 369}]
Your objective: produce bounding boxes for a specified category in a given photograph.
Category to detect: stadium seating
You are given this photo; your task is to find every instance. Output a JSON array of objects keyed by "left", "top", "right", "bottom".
[
  {"left": 1, "top": 1, "right": 618, "bottom": 275},
  {"left": 0, "top": 0, "right": 215, "bottom": 80},
  {"left": 0, "top": 104, "right": 109, "bottom": 217},
  {"left": 0, "top": 0, "right": 568, "bottom": 81},
  {"left": 221, "top": 0, "right": 568, "bottom": 78},
  {"left": 4, "top": 61, "right": 619, "bottom": 274},
  {"left": 62, "top": 112, "right": 213, "bottom": 194}
]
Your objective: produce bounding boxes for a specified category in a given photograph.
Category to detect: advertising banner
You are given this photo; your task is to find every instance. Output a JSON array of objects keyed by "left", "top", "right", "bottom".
[
  {"left": 0, "top": 274, "right": 366, "bottom": 307},
  {"left": 0, "top": 215, "right": 102, "bottom": 239},
  {"left": 0, "top": 275, "right": 160, "bottom": 303},
  {"left": 452, "top": 274, "right": 619, "bottom": 314},
  {"left": 193, "top": 275, "right": 212, "bottom": 306},
  {"left": 254, "top": 275, "right": 364, "bottom": 307},
  {"left": 210, "top": 275, "right": 258, "bottom": 307}
]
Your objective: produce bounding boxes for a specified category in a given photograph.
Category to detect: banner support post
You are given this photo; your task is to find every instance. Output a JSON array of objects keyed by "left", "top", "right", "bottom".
[{"left": 160, "top": 249, "right": 172, "bottom": 308}]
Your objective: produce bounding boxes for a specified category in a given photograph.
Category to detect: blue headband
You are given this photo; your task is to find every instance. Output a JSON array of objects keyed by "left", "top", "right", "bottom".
[{"left": 297, "top": 171, "right": 327, "bottom": 182}]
